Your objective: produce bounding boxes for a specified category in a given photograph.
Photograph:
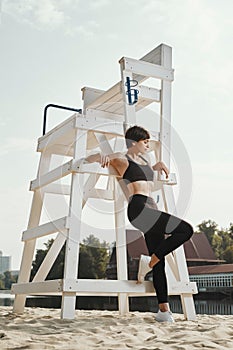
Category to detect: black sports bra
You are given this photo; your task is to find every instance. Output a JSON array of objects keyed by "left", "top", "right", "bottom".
[{"left": 123, "top": 154, "right": 154, "bottom": 184}]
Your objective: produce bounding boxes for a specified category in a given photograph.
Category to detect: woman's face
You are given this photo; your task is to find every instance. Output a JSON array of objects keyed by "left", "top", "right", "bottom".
[{"left": 135, "top": 139, "right": 150, "bottom": 154}]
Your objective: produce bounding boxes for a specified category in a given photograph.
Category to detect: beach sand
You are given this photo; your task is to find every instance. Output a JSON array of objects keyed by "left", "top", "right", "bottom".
[{"left": 1, "top": 306, "right": 233, "bottom": 349}]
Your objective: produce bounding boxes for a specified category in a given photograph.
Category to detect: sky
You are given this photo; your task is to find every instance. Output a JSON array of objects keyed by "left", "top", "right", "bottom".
[{"left": 0, "top": 0, "right": 232, "bottom": 270}]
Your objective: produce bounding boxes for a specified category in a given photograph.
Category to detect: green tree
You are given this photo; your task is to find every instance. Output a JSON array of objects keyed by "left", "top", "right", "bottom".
[
  {"left": 222, "top": 246, "right": 233, "bottom": 263},
  {"left": 228, "top": 223, "right": 233, "bottom": 240},
  {"left": 196, "top": 220, "right": 233, "bottom": 263},
  {"left": 196, "top": 220, "right": 218, "bottom": 244},
  {"left": 31, "top": 239, "right": 65, "bottom": 280},
  {"left": 211, "top": 234, "right": 223, "bottom": 259},
  {"left": 31, "top": 235, "right": 110, "bottom": 280},
  {"left": 3, "top": 271, "right": 17, "bottom": 289},
  {"left": 0, "top": 274, "right": 5, "bottom": 289},
  {"left": 78, "top": 243, "right": 109, "bottom": 279}
]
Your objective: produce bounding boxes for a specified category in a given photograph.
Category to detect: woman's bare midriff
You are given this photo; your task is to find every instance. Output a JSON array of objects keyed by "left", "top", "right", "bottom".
[{"left": 127, "top": 180, "right": 154, "bottom": 197}]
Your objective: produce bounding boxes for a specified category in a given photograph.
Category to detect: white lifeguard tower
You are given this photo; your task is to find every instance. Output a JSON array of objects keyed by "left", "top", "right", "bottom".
[{"left": 12, "top": 43, "right": 197, "bottom": 319}]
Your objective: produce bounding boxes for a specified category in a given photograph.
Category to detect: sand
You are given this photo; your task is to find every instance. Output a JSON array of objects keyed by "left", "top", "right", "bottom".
[{"left": 1, "top": 306, "right": 233, "bottom": 350}]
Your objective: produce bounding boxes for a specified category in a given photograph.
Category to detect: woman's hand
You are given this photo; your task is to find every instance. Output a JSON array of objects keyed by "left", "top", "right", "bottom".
[
  {"left": 100, "top": 154, "right": 110, "bottom": 168},
  {"left": 153, "top": 161, "right": 169, "bottom": 179}
]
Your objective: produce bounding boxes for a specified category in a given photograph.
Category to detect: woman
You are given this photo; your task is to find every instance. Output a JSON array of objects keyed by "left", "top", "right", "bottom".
[{"left": 86, "top": 125, "right": 193, "bottom": 323}]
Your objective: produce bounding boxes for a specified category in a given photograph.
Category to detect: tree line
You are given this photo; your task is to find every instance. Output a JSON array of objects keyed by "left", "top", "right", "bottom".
[
  {"left": 1, "top": 220, "right": 233, "bottom": 289},
  {"left": 196, "top": 220, "right": 233, "bottom": 263}
]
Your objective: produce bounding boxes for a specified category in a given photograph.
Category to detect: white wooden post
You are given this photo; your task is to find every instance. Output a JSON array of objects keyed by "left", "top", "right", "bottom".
[
  {"left": 13, "top": 151, "right": 52, "bottom": 313},
  {"left": 159, "top": 45, "right": 196, "bottom": 320},
  {"left": 119, "top": 58, "right": 137, "bottom": 129},
  {"left": 114, "top": 180, "right": 129, "bottom": 315},
  {"left": 61, "top": 129, "right": 87, "bottom": 319}
]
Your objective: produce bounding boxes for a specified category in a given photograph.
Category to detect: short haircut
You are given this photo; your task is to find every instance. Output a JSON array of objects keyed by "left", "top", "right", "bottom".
[{"left": 125, "top": 125, "right": 150, "bottom": 149}]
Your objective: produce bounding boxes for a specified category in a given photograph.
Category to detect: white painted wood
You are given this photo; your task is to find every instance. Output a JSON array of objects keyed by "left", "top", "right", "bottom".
[
  {"left": 159, "top": 44, "right": 172, "bottom": 169},
  {"left": 38, "top": 115, "right": 124, "bottom": 152},
  {"left": 162, "top": 185, "right": 177, "bottom": 214},
  {"left": 120, "top": 57, "right": 174, "bottom": 81},
  {"left": 12, "top": 278, "right": 197, "bottom": 296},
  {"left": 75, "top": 116, "right": 124, "bottom": 135},
  {"left": 82, "top": 44, "right": 169, "bottom": 113},
  {"left": 30, "top": 160, "right": 72, "bottom": 190},
  {"left": 165, "top": 253, "right": 180, "bottom": 281},
  {"left": 137, "top": 85, "right": 161, "bottom": 102},
  {"left": 37, "top": 114, "right": 76, "bottom": 151},
  {"left": 61, "top": 128, "right": 87, "bottom": 319},
  {"left": 180, "top": 294, "right": 197, "bottom": 321},
  {"left": 160, "top": 81, "right": 172, "bottom": 168},
  {"left": 39, "top": 114, "right": 159, "bottom": 156},
  {"left": 22, "top": 216, "right": 69, "bottom": 241},
  {"left": 114, "top": 180, "right": 129, "bottom": 315},
  {"left": 43, "top": 184, "right": 71, "bottom": 195},
  {"left": 12, "top": 280, "right": 62, "bottom": 294},
  {"left": 84, "top": 188, "right": 114, "bottom": 201},
  {"left": 120, "top": 68, "right": 136, "bottom": 129},
  {"left": 13, "top": 151, "right": 52, "bottom": 313},
  {"left": 32, "top": 231, "right": 68, "bottom": 282},
  {"left": 82, "top": 86, "right": 105, "bottom": 111},
  {"left": 42, "top": 144, "right": 73, "bottom": 157},
  {"left": 61, "top": 292, "right": 77, "bottom": 319},
  {"left": 94, "top": 132, "right": 114, "bottom": 155},
  {"left": 83, "top": 81, "right": 122, "bottom": 111},
  {"left": 74, "top": 160, "right": 120, "bottom": 177},
  {"left": 82, "top": 173, "right": 100, "bottom": 207},
  {"left": 62, "top": 279, "right": 197, "bottom": 294},
  {"left": 85, "top": 108, "right": 124, "bottom": 121}
]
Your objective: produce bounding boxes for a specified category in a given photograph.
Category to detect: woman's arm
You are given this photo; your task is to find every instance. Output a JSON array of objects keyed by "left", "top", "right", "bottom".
[
  {"left": 142, "top": 153, "right": 169, "bottom": 179},
  {"left": 152, "top": 161, "right": 169, "bottom": 179},
  {"left": 85, "top": 152, "right": 126, "bottom": 169}
]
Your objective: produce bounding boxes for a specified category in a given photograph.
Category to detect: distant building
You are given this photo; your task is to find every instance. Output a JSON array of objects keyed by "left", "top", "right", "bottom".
[
  {"left": 0, "top": 251, "right": 11, "bottom": 275},
  {"left": 188, "top": 264, "right": 233, "bottom": 296},
  {"left": 183, "top": 233, "right": 233, "bottom": 294},
  {"left": 183, "top": 232, "right": 225, "bottom": 267}
]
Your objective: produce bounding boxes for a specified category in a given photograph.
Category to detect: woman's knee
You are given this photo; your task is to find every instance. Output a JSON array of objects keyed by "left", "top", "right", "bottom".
[{"left": 184, "top": 222, "right": 194, "bottom": 240}]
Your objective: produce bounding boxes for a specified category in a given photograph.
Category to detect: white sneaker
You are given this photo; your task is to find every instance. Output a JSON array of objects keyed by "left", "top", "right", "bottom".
[
  {"left": 155, "top": 310, "right": 175, "bottom": 323},
  {"left": 137, "top": 255, "right": 152, "bottom": 283}
]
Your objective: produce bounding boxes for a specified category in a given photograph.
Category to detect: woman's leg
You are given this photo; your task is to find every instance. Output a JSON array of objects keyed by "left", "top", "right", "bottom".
[
  {"left": 128, "top": 196, "right": 169, "bottom": 305},
  {"left": 147, "top": 211, "right": 193, "bottom": 266},
  {"left": 128, "top": 195, "right": 193, "bottom": 314},
  {"left": 144, "top": 210, "right": 193, "bottom": 315},
  {"left": 144, "top": 225, "right": 168, "bottom": 305}
]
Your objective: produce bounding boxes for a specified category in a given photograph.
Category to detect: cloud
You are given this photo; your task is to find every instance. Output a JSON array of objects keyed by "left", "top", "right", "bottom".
[
  {"left": 0, "top": 137, "right": 34, "bottom": 156},
  {"left": 2, "top": 0, "right": 101, "bottom": 36},
  {"left": 2, "top": 0, "right": 68, "bottom": 29},
  {"left": 35, "top": 0, "right": 67, "bottom": 27}
]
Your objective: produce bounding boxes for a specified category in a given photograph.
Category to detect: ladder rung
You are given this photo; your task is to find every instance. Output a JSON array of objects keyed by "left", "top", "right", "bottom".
[
  {"left": 12, "top": 280, "right": 62, "bottom": 295},
  {"left": 38, "top": 114, "right": 76, "bottom": 151},
  {"left": 11, "top": 279, "right": 197, "bottom": 296},
  {"left": 22, "top": 216, "right": 70, "bottom": 241},
  {"left": 121, "top": 57, "right": 174, "bottom": 81},
  {"left": 38, "top": 114, "right": 124, "bottom": 152},
  {"left": 30, "top": 160, "right": 72, "bottom": 190},
  {"left": 64, "top": 279, "right": 198, "bottom": 295},
  {"left": 43, "top": 184, "right": 71, "bottom": 195}
]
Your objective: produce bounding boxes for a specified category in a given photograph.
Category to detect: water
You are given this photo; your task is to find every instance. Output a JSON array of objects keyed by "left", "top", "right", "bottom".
[
  {"left": 170, "top": 296, "right": 233, "bottom": 315},
  {"left": 0, "top": 290, "right": 14, "bottom": 307},
  {"left": 1, "top": 291, "right": 233, "bottom": 315}
]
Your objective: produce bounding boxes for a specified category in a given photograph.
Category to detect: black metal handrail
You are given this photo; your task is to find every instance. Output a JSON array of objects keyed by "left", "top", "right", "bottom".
[{"left": 43, "top": 103, "right": 82, "bottom": 135}]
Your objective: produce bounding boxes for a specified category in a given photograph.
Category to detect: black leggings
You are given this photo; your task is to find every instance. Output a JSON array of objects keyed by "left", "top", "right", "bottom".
[{"left": 127, "top": 194, "right": 193, "bottom": 304}]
